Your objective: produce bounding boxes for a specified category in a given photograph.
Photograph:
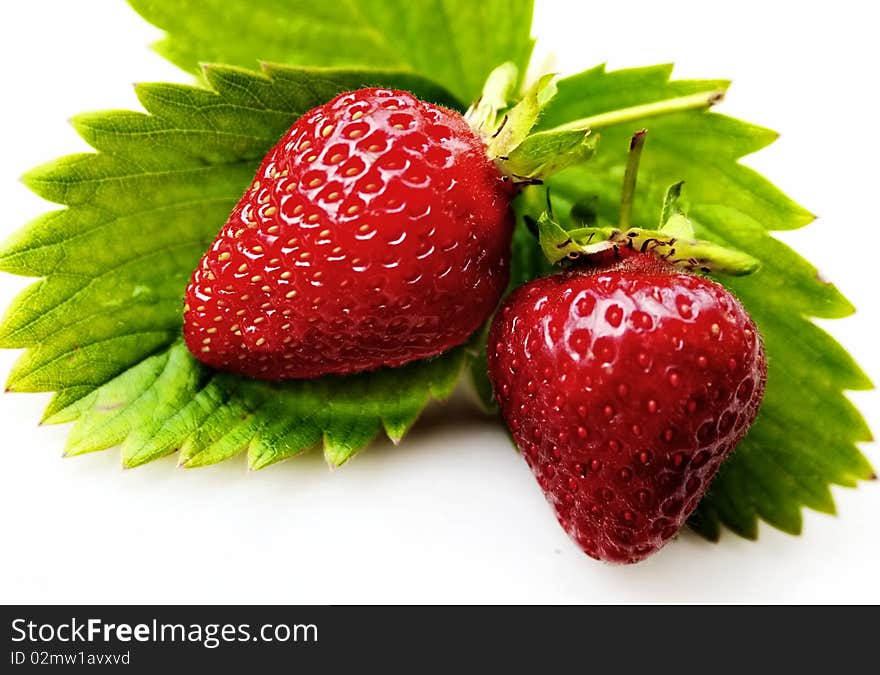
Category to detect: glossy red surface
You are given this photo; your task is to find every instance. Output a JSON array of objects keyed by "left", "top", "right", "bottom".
[
  {"left": 184, "top": 88, "right": 514, "bottom": 379},
  {"left": 488, "top": 254, "right": 767, "bottom": 563}
]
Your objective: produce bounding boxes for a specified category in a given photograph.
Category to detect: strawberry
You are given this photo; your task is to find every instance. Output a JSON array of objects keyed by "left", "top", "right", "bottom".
[
  {"left": 489, "top": 131, "right": 766, "bottom": 563},
  {"left": 183, "top": 87, "right": 515, "bottom": 379},
  {"left": 488, "top": 251, "right": 766, "bottom": 563}
]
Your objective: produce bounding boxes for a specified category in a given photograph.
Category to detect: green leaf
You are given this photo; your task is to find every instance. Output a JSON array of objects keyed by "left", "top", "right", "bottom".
[
  {"left": 501, "top": 128, "right": 598, "bottom": 180},
  {"left": 55, "top": 340, "right": 465, "bottom": 470},
  {"left": 127, "top": 0, "right": 535, "bottom": 105},
  {"left": 0, "top": 63, "right": 467, "bottom": 468},
  {"left": 464, "top": 62, "right": 519, "bottom": 134},
  {"left": 486, "top": 73, "right": 556, "bottom": 158},
  {"left": 510, "top": 63, "right": 874, "bottom": 539},
  {"left": 3, "top": 0, "right": 872, "bottom": 549},
  {"left": 659, "top": 180, "right": 686, "bottom": 226}
]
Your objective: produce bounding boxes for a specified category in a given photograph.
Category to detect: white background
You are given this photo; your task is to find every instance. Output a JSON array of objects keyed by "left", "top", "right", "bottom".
[{"left": 0, "top": 0, "right": 877, "bottom": 604}]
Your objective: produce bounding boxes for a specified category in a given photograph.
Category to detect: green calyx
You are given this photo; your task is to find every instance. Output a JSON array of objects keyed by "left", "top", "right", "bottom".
[
  {"left": 466, "top": 63, "right": 726, "bottom": 184},
  {"left": 538, "top": 214, "right": 762, "bottom": 276},
  {"left": 465, "top": 63, "right": 597, "bottom": 182},
  {"left": 537, "top": 130, "right": 760, "bottom": 276}
]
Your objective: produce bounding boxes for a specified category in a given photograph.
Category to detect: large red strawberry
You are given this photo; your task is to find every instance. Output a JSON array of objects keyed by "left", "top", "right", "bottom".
[
  {"left": 184, "top": 87, "right": 515, "bottom": 379},
  {"left": 488, "top": 250, "right": 766, "bottom": 563}
]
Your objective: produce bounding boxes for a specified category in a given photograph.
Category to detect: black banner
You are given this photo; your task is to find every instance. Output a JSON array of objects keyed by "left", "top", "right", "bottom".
[{"left": 1, "top": 605, "right": 869, "bottom": 669}]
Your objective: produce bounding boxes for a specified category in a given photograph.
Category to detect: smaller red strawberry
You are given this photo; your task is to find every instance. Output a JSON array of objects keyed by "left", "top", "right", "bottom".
[{"left": 488, "top": 131, "right": 766, "bottom": 563}]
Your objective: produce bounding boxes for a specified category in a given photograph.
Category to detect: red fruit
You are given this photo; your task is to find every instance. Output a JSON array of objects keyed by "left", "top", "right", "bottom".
[
  {"left": 184, "top": 88, "right": 514, "bottom": 379},
  {"left": 487, "top": 252, "right": 766, "bottom": 563}
]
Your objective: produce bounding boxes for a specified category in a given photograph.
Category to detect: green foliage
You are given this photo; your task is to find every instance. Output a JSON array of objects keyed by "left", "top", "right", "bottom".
[
  {"left": 126, "top": 0, "right": 535, "bottom": 104},
  {"left": 0, "top": 64, "right": 465, "bottom": 467},
  {"left": 52, "top": 341, "right": 465, "bottom": 469},
  {"left": 0, "top": 2, "right": 872, "bottom": 543}
]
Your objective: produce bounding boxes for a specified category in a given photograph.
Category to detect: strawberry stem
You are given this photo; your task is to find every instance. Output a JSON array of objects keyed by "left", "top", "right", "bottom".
[
  {"left": 548, "top": 89, "right": 725, "bottom": 133},
  {"left": 619, "top": 130, "right": 647, "bottom": 231}
]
